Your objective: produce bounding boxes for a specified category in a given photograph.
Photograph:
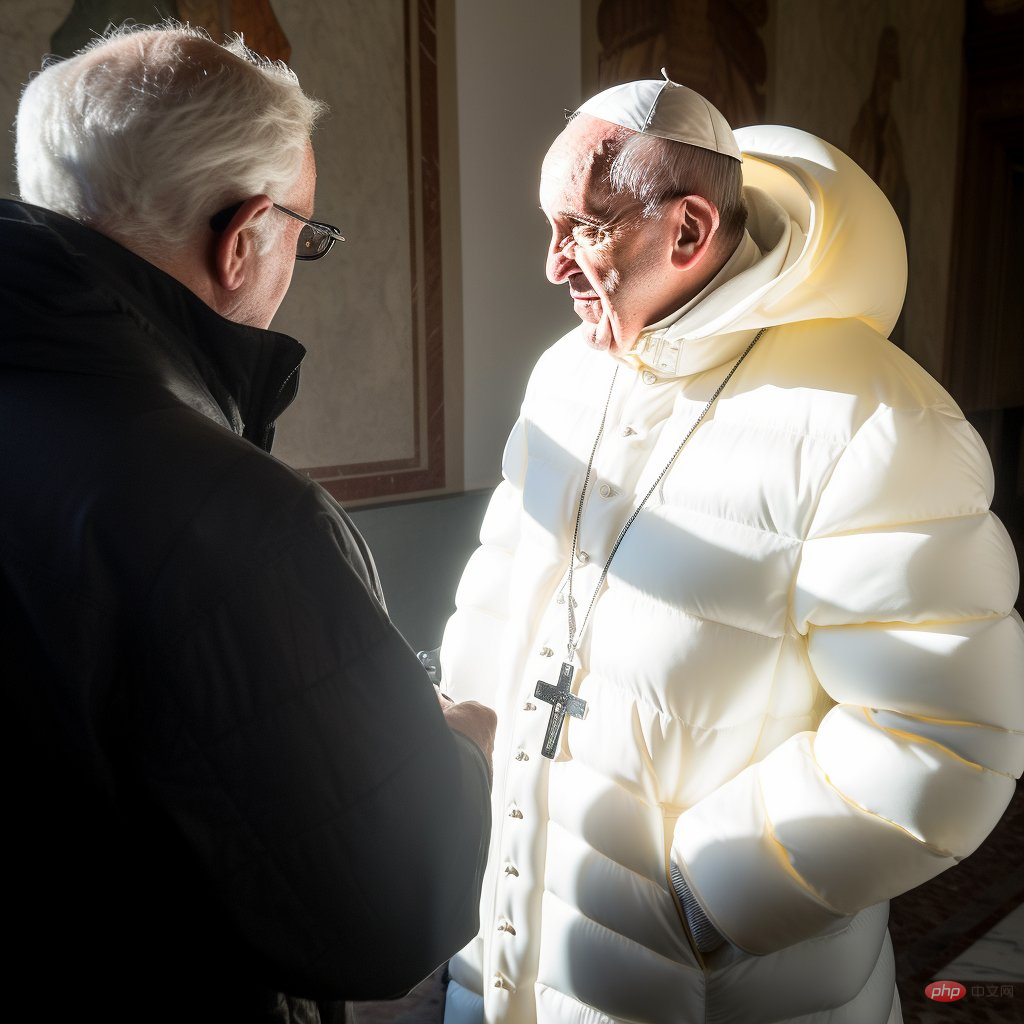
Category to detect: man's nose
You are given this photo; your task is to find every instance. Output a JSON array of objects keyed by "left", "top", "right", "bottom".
[{"left": 546, "top": 236, "right": 577, "bottom": 284}]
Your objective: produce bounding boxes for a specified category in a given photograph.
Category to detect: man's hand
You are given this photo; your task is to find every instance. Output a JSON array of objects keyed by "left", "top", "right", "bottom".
[{"left": 438, "top": 690, "right": 497, "bottom": 779}]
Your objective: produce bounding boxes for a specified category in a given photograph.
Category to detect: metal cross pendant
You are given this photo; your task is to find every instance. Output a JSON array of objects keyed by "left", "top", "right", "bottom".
[{"left": 535, "top": 661, "right": 588, "bottom": 759}]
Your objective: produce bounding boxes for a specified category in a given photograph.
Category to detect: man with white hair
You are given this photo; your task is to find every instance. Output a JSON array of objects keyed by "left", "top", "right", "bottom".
[
  {"left": 1, "top": 24, "right": 496, "bottom": 1023},
  {"left": 440, "top": 75, "right": 1024, "bottom": 1023}
]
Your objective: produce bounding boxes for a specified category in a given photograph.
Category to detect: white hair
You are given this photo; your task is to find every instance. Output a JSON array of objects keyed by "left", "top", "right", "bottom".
[
  {"left": 15, "top": 23, "right": 326, "bottom": 261},
  {"left": 607, "top": 131, "right": 747, "bottom": 251}
]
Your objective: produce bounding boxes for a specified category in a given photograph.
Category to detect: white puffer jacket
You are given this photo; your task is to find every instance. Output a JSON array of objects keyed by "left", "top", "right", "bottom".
[{"left": 441, "top": 126, "right": 1024, "bottom": 1024}]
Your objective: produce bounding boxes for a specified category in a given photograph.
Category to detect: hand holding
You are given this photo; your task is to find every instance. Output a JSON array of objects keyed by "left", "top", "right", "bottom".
[{"left": 442, "top": 699, "right": 497, "bottom": 780}]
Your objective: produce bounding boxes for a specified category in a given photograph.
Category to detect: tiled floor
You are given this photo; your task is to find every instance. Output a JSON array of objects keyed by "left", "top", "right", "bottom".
[
  {"left": 889, "top": 783, "right": 1023, "bottom": 1022},
  {"left": 903, "top": 903, "right": 1024, "bottom": 1024},
  {"left": 943, "top": 903, "right": 1024, "bottom": 983}
]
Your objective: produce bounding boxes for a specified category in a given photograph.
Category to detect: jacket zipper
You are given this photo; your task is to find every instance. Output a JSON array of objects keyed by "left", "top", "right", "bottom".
[{"left": 260, "top": 363, "right": 301, "bottom": 451}]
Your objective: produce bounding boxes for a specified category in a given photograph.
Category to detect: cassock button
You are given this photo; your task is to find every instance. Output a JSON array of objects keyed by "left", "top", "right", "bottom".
[
  {"left": 598, "top": 483, "right": 612, "bottom": 498},
  {"left": 504, "top": 863, "right": 519, "bottom": 877},
  {"left": 497, "top": 918, "right": 517, "bottom": 935},
  {"left": 492, "top": 973, "right": 514, "bottom": 990},
  {"left": 577, "top": 550, "right": 590, "bottom": 563},
  {"left": 509, "top": 804, "right": 523, "bottom": 819},
  {"left": 623, "top": 425, "right": 637, "bottom": 436},
  {"left": 515, "top": 749, "right": 529, "bottom": 761},
  {"left": 523, "top": 701, "right": 537, "bottom": 711},
  {"left": 539, "top": 646, "right": 554, "bottom": 657},
  {"left": 642, "top": 370, "right": 657, "bottom": 385}
]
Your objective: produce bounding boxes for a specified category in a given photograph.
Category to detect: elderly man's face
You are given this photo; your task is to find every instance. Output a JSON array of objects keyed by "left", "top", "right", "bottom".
[{"left": 540, "top": 115, "right": 685, "bottom": 355}]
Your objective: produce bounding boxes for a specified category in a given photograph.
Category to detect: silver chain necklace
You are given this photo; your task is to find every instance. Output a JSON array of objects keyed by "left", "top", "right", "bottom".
[{"left": 533, "top": 327, "right": 767, "bottom": 759}]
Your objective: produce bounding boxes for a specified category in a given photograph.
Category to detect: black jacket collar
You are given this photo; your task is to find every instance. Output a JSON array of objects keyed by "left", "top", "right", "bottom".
[{"left": 0, "top": 199, "right": 306, "bottom": 451}]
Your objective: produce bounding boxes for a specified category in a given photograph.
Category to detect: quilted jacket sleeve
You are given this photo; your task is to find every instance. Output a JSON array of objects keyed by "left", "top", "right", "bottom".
[
  {"left": 139, "top": 463, "right": 492, "bottom": 1000},
  {"left": 672, "top": 400, "right": 1024, "bottom": 955}
]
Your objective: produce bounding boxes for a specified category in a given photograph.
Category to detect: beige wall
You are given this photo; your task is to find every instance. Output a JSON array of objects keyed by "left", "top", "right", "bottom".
[
  {"left": 269, "top": 0, "right": 418, "bottom": 471},
  {"left": 454, "top": 0, "right": 583, "bottom": 490}
]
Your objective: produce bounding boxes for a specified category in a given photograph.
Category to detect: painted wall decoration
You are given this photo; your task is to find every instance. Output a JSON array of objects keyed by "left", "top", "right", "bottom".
[
  {"left": 595, "top": 0, "right": 768, "bottom": 127},
  {"left": 769, "top": 0, "right": 963, "bottom": 381},
  {"left": 848, "top": 25, "right": 910, "bottom": 347},
  {"left": 176, "top": 0, "right": 291, "bottom": 62},
  {"left": 50, "top": 0, "right": 289, "bottom": 63},
  {"left": 50, "top": 0, "right": 176, "bottom": 57}
]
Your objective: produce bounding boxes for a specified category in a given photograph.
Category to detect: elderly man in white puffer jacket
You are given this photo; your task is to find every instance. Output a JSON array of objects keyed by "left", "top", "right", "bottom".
[{"left": 440, "top": 76, "right": 1024, "bottom": 1024}]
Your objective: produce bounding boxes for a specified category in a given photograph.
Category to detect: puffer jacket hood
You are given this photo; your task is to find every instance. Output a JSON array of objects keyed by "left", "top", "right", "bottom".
[{"left": 638, "top": 125, "right": 908, "bottom": 376}]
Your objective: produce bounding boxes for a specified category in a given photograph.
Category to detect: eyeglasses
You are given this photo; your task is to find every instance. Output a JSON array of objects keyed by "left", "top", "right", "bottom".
[{"left": 209, "top": 202, "right": 345, "bottom": 261}]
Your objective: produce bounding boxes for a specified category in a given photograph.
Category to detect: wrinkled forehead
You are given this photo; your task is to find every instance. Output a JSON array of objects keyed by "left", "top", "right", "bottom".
[{"left": 539, "top": 114, "right": 628, "bottom": 211}]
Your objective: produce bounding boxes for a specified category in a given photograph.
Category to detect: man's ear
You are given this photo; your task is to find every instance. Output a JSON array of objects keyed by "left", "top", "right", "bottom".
[
  {"left": 668, "top": 195, "right": 721, "bottom": 271},
  {"left": 212, "top": 195, "right": 274, "bottom": 291}
]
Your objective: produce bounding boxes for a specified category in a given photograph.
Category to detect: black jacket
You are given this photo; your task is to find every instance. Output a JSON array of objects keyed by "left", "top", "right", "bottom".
[{"left": 0, "top": 200, "right": 491, "bottom": 1021}]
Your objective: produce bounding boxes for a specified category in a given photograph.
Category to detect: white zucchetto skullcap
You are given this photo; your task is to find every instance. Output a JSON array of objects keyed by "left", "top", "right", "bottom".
[{"left": 576, "top": 70, "right": 742, "bottom": 161}]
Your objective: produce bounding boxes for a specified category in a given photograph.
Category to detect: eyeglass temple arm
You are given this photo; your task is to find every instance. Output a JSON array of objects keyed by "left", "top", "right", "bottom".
[{"left": 272, "top": 203, "right": 345, "bottom": 242}]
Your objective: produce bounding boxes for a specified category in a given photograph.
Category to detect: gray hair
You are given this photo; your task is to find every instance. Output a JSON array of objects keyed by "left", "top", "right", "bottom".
[
  {"left": 607, "top": 132, "right": 747, "bottom": 251},
  {"left": 15, "top": 23, "right": 326, "bottom": 261}
]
